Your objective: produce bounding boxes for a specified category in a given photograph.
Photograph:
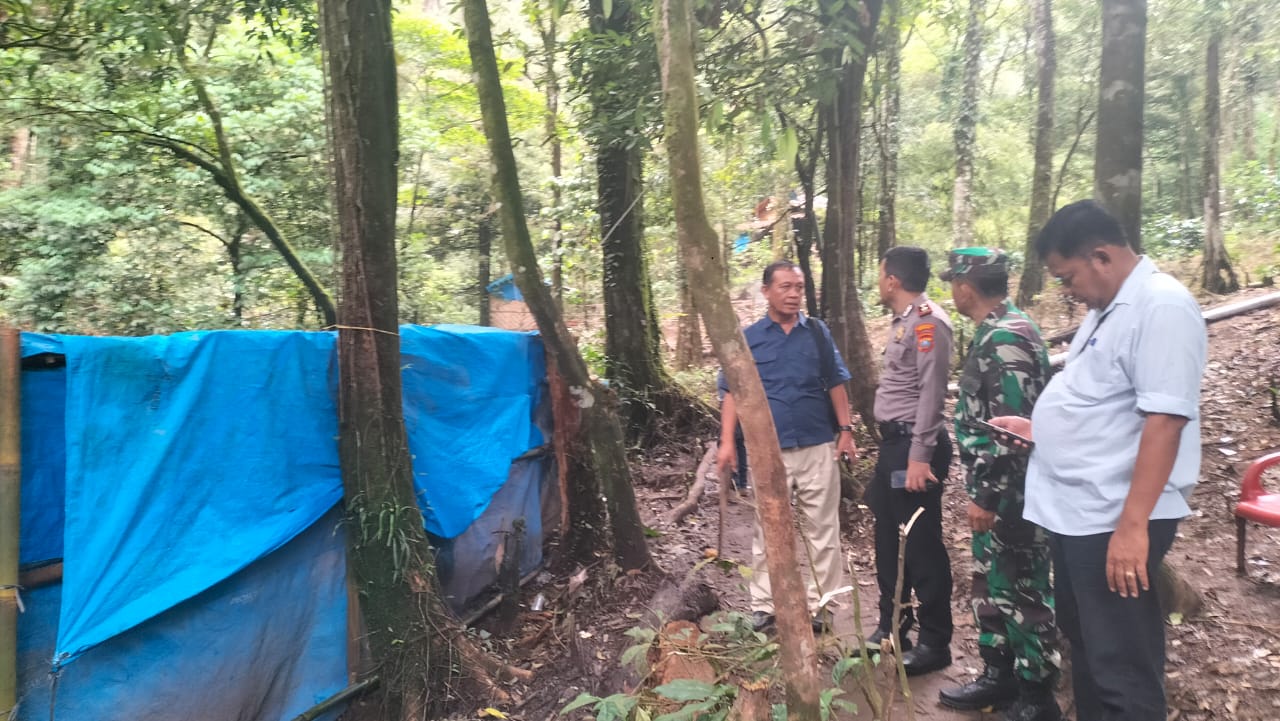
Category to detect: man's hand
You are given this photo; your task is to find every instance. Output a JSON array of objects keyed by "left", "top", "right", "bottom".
[
  {"left": 716, "top": 439, "right": 738, "bottom": 474},
  {"left": 968, "top": 501, "right": 996, "bottom": 533},
  {"left": 835, "top": 431, "right": 858, "bottom": 463},
  {"left": 904, "top": 460, "right": 936, "bottom": 492},
  {"left": 1107, "top": 521, "right": 1150, "bottom": 598}
]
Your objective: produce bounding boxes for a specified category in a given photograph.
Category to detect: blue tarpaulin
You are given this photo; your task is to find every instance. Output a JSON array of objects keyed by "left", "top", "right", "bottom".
[{"left": 15, "top": 325, "right": 550, "bottom": 720}]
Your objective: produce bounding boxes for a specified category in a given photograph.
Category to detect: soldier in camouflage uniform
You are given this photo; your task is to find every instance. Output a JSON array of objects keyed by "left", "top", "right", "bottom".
[{"left": 938, "top": 248, "right": 1062, "bottom": 721}]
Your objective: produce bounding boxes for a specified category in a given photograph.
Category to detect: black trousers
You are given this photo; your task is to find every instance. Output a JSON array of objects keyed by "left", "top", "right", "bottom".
[
  {"left": 1051, "top": 520, "right": 1178, "bottom": 721},
  {"left": 867, "top": 429, "right": 953, "bottom": 647}
]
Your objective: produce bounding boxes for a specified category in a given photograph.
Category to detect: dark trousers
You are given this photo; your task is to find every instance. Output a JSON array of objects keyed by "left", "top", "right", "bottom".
[
  {"left": 868, "top": 429, "right": 953, "bottom": 647},
  {"left": 1051, "top": 519, "right": 1178, "bottom": 721}
]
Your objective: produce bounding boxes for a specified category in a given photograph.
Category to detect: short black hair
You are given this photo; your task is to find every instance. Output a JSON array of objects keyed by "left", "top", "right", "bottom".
[
  {"left": 762, "top": 260, "right": 802, "bottom": 285},
  {"left": 1035, "top": 199, "right": 1129, "bottom": 259},
  {"left": 957, "top": 273, "right": 1009, "bottom": 299},
  {"left": 882, "top": 246, "right": 930, "bottom": 292}
]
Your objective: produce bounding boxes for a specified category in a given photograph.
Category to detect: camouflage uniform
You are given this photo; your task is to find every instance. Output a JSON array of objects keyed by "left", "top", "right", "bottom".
[{"left": 946, "top": 249, "right": 1060, "bottom": 684}]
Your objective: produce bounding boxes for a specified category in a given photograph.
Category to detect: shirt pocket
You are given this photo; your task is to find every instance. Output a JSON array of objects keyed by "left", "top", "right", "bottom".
[{"left": 1063, "top": 347, "right": 1130, "bottom": 402}]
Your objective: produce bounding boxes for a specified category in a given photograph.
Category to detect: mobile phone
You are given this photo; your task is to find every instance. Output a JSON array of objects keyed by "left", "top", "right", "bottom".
[
  {"left": 963, "top": 417, "right": 1035, "bottom": 452},
  {"left": 890, "top": 469, "right": 939, "bottom": 490}
]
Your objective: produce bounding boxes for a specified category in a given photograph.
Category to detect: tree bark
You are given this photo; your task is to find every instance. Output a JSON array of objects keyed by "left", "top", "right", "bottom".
[
  {"left": 657, "top": 1, "right": 823, "bottom": 718},
  {"left": 820, "top": 0, "right": 883, "bottom": 436},
  {"left": 1017, "top": 0, "right": 1055, "bottom": 307},
  {"left": 876, "top": 0, "right": 901, "bottom": 261},
  {"left": 319, "top": 0, "right": 454, "bottom": 714},
  {"left": 952, "top": 0, "right": 984, "bottom": 248},
  {"left": 4, "top": 128, "right": 30, "bottom": 189},
  {"left": 1201, "top": 8, "right": 1239, "bottom": 295},
  {"left": 478, "top": 217, "right": 493, "bottom": 326},
  {"left": 464, "top": 0, "right": 651, "bottom": 571},
  {"left": 674, "top": 263, "right": 703, "bottom": 371},
  {"left": 1095, "top": 0, "right": 1146, "bottom": 252}
]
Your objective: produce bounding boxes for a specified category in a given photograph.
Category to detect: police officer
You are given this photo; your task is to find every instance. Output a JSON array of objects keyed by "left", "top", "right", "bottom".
[
  {"left": 865, "top": 246, "right": 954, "bottom": 675},
  {"left": 938, "top": 248, "right": 1061, "bottom": 721}
]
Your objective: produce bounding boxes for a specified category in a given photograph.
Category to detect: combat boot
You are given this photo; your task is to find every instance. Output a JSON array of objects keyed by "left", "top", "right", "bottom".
[
  {"left": 1001, "top": 680, "right": 1061, "bottom": 721},
  {"left": 938, "top": 661, "right": 1017, "bottom": 710}
]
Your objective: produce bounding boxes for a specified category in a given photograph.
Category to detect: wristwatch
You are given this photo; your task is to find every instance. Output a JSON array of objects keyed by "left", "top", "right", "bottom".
[{"left": 838, "top": 424, "right": 854, "bottom": 433}]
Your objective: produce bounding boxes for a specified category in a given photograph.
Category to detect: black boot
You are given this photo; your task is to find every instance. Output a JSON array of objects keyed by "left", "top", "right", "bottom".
[
  {"left": 938, "top": 662, "right": 1018, "bottom": 711},
  {"left": 1002, "top": 680, "right": 1062, "bottom": 721}
]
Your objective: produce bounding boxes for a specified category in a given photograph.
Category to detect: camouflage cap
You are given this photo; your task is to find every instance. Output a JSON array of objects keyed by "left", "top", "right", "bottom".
[{"left": 938, "top": 247, "right": 1009, "bottom": 282}]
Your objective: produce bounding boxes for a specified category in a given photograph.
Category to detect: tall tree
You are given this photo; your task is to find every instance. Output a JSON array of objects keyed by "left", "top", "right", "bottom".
[
  {"left": 1017, "top": 0, "right": 1056, "bottom": 307},
  {"left": 819, "top": 0, "right": 883, "bottom": 435},
  {"left": 875, "top": 0, "right": 902, "bottom": 261},
  {"left": 656, "top": 0, "right": 822, "bottom": 717},
  {"left": 952, "top": 0, "right": 985, "bottom": 247},
  {"left": 464, "top": 0, "right": 651, "bottom": 571},
  {"left": 1201, "top": 0, "right": 1240, "bottom": 294},
  {"left": 580, "top": 0, "right": 691, "bottom": 439},
  {"left": 1095, "top": 0, "right": 1147, "bottom": 252}
]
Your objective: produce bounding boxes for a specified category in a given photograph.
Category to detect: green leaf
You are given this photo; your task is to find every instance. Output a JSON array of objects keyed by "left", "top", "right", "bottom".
[
  {"left": 654, "top": 699, "right": 717, "bottom": 721},
  {"left": 602, "top": 0, "right": 613, "bottom": 20},
  {"left": 560, "top": 692, "right": 601, "bottom": 715},
  {"left": 770, "top": 703, "right": 787, "bottom": 721},
  {"left": 598, "top": 694, "right": 637, "bottom": 721},
  {"left": 653, "top": 679, "right": 717, "bottom": 702},
  {"left": 1169, "top": 612, "right": 1184, "bottom": 625},
  {"left": 777, "top": 127, "right": 798, "bottom": 163},
  {"left": 635, "top": 706, "right": 652, "bottom": 721},
  {"left": 832, "top": 655, "right": 864, "bottom": 683}
]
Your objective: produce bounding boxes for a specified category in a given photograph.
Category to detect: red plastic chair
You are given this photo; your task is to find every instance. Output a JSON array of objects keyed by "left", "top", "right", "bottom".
[{"left": 1236, "top": 452, "right": 1280, "bottom": 575}]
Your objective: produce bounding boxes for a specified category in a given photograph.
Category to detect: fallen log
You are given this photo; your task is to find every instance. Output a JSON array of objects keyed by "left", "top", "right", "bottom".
[{"left": 1044, "top": 290, "right": 1280, "bottom": 355}]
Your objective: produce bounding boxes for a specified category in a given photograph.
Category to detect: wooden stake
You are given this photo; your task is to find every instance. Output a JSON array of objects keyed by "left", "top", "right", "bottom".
[{"left": 1, "top": 327, "right": 22, "bottom": 717}]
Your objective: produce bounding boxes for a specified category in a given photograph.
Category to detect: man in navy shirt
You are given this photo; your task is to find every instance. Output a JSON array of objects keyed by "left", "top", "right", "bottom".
[{"left": 716, "top": 261, "right": 857, "bottom": 633}]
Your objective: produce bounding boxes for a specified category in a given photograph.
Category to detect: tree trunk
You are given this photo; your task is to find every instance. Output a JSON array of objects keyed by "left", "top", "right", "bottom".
[
  {"left": 1201, "top": 10, "right": 1239, "bottom": 295},
  {"left": 952, "top": 0, "right": 984, "bottom": 248},
  {"left": 1095, "top": 0, "right": 1146, "bottom": 252},
  {"left": 793, "top": 116, "right": 823, "bottom": 319},
  {"left": 4, "top": 128, "right": 30, "bottom": 189},
  {"left": 656, "top": 2, "right": 822, "bottom": 717},
  {"left": 876, "top": 0, "right": 901, "bottom": 261},
  {"left": 540, "top": 7, "right": 566, "bottom": 305},
  {"left": 588, "top": 0, "right": 691, "bottom": 441},
  {"left": 1017, "top": 0, "right": 1055, "bottom": 307},
  {"left": 463, "top": 0, "right": 651, "bottom": 571},
  {"left": 674, "top": 263, "right": 703, "bottom": 371},
  {"left": 319, "top": 0, "right": 455, "bottom": 714},
  {"left": 820, "top": 0, "right": 883, "bottom": 436},
  {"left": 478, "top": 217, "right": 492, "bottom": 326}
]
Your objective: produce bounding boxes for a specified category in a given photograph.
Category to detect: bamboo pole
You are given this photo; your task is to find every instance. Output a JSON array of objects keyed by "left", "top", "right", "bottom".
[{"left": 1, "top": 326, "right": 21, "bottom": 717}]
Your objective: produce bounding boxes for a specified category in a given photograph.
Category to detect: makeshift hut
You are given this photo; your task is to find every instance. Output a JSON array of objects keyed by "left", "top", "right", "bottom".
[{"left": 5, "top": 325, "right": 554, "bottom": 721}]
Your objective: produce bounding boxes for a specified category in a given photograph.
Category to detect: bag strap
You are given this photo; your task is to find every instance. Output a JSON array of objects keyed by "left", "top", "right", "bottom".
[{"left": 808, "top": 316, "right": 835, "bottom": 392}]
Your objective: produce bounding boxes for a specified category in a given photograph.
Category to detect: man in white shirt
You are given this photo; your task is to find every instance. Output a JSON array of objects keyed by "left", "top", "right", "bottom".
[{"left": 992, "top": 200, "right": 1207, "bottom": 721}]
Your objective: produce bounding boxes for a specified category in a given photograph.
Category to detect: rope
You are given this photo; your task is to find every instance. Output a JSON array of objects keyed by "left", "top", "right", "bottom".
[{"left": 324, "top": 324, "right": 401, "bottom": 338}]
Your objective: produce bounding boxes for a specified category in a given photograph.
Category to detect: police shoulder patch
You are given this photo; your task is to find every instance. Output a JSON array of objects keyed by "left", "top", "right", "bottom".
[
  {"left": 915, "top": 322, "right": 936, "bottom": 353},
  {"left": 917, "top": 302, "right": 933, "bottom": 316}
]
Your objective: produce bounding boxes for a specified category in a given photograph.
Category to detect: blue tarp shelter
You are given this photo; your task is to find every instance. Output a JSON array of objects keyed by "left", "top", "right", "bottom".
[{"left": 14, "top": 325, "right": 553, "bottom": 721}]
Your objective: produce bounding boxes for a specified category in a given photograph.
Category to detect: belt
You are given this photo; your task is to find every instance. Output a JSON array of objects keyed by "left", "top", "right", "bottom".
[{"left": 878, "top": 420, "right": 914, "bottom": 439}]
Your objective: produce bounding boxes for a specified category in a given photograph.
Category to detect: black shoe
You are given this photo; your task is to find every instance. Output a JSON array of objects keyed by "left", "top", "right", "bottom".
[
  {"left": 901, "top": 642, "right": 951, "bottom": 676},
  {"left": 859, "top": 627, "right": 913, "bottom": 654},
  {"left": 811, "top": 609, "right": 833, "bottom": 634},
  {"left": 1002, "top": 681, "right": 1061, "bottom": 721},
  {"left": 751, "top": 611, "right": 776, "bottom": 633},
  {"left": 938, "top": 663, "right": 1018, "bottom": 710}
]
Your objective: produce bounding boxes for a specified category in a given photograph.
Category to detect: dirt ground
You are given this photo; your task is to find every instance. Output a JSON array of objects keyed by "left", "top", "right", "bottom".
[{"left": 478, "top": 286, "right": 1280, "bottom": 721}]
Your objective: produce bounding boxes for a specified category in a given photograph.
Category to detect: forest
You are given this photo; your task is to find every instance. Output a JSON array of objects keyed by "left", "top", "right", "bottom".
[{"left": 3, "top": 0, "right": 1280, "bottom": 719}]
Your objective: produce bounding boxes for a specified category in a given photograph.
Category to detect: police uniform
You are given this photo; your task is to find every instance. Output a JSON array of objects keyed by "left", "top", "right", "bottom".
[
  {"left": 939, "top": 248, "right": 1060, "bottom": 713},
  {"left": 869, "top": 292, "right": 954, "bottom": 652}
]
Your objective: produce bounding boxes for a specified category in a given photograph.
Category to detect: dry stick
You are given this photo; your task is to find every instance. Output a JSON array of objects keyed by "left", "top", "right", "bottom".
[
  {"left": 888, "top": 507, "right": 925, "bottom": 721},
  {"left": 668, "top": 442, "right": 717, "bottom": 526},
  {"left": 845, "top": 552, "right": 883, "bottom": 718},
  {"left": 717, "top": 458, "right": 730, "bottom": 558}
]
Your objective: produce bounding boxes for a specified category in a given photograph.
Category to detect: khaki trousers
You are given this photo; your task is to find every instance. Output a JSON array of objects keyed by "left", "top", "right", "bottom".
[{"left": 749, "top": 441, "right": 844, "bottom": 614}]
